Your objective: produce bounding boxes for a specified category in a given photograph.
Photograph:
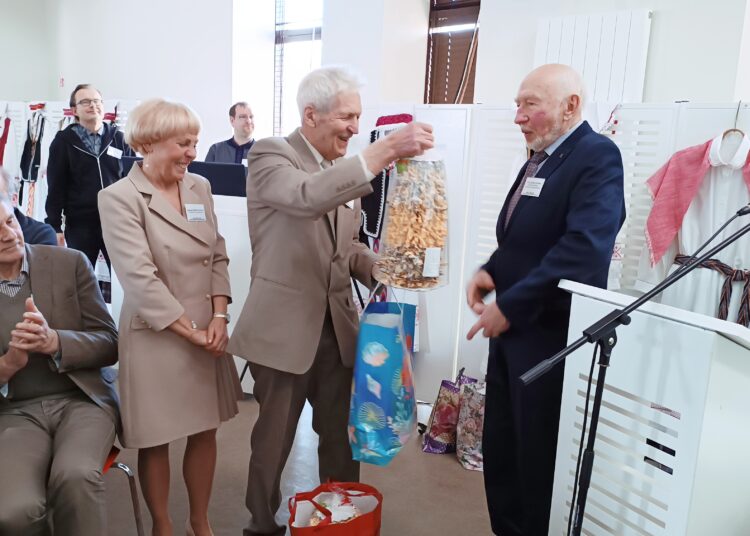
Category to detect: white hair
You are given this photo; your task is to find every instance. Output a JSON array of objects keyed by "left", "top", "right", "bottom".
[
  {"left": 0, "top": 166, "right": 18, "bottom": 197},
  {"left": 296, "top": 66, "right": 363, "bottom": 118}
]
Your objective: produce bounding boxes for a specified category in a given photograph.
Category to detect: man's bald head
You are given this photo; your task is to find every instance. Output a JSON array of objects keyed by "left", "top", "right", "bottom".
[
  {"left": 522, "top": 64, "right": 585, "bottom": 107},
  {"left": 514, "top": 64, "right": 585, "bottom": 151}
]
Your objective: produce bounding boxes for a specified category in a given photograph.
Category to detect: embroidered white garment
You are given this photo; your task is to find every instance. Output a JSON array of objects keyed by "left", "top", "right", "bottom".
[{"left": 635, "top": 132, "right": 750, "bottom": 323}]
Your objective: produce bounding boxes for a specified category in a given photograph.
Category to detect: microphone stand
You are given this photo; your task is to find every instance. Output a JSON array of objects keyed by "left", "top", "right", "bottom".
[{"left": 520, "top": 217, "right": 750, "bottom": 536}]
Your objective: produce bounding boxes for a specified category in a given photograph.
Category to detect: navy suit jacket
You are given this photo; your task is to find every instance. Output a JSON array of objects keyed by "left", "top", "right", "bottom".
[
  {"left": 15, "top": 208, "right": 57, "bottom": 246},
  {"left": 483, "top": 121, "right": 625, "bottom": 376}
]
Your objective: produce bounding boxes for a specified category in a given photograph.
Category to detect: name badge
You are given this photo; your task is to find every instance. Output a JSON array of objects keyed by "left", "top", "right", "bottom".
[
  {"left": 106, "top": 146, "right": 123, "bottom": 159},
  {"left": 521, "top": 177, "right": 545, "bottom": 197},
  {"left": 345, "top": 200, "right": 354, "bottom": 209},
  {"left": 242, "top": 158, "right": 248, "bottom": 167},
  {"left": 185, "top": 204, "right": 207, "bottom": 222}
]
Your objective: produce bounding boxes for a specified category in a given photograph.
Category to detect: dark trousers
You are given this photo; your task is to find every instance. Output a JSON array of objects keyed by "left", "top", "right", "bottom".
[
  {"left": 243, "top": 310, "right": 359, "bottom": 536},
  {"left": 483, "top": 329, "right": 566, "bottom": 536},
  {"left": 64, "top": 221, "right": 109, "bottom": 270},
  {"left": 65, "top": 222, "right": 110, "bottom": 301}
]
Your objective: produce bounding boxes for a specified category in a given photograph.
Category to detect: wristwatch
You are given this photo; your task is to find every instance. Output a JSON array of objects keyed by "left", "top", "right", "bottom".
[{"left": 213, "top": 312, "right": 231, "bottom": 323}]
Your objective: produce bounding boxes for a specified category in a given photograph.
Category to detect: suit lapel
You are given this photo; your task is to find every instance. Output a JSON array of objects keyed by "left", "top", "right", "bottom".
[
  {"left": 128, "top": 163, "right": 212, "bottom": 246},
  {"left": 503, "top": 122, "right": 593, "bottom": 235},
  {"left": 26, "top": 245, "right": 54, "bottom": 322},
  {"left": 499, "top": 162, "right": 529, "bottom": 240},
  {"left": 288, "top": 129, "right": 337, "bottom": 241}
]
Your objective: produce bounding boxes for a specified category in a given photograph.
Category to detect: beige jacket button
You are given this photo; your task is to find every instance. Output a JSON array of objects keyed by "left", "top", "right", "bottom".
[
  {"left": 203, "top": 259, "right": 209, "bottom": 266},
  {"left": 205, "top": 294, "right": 211, "bottom": 300}
]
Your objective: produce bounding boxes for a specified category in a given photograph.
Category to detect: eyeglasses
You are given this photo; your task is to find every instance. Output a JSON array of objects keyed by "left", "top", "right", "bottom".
[{"left": 76, "top": 99, "right": 102, "bottom": 107}]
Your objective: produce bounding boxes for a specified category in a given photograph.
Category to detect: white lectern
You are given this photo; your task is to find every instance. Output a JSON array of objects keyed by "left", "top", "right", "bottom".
[{"left": 550, "top": 280, "right": 750, "bottom": 536}]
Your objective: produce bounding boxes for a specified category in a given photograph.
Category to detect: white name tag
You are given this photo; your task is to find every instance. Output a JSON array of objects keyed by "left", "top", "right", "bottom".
[
  {"left": 345, "top": 200, "right": 354, "bottom": 209},
  {"left": 422, "top": 247, "right": 441, "bottom": 277},
  {"left": 242, "top": 158, "right": 248, "bottom": 167},
  {"left": 521, "top": 177, "right": 545, "bottom": 197},
  {"left": 185, "top": 204, "right": 207, "bottom": 222},
  {"left": 106, "top": 146, "right": 123, "bottom": 159}
]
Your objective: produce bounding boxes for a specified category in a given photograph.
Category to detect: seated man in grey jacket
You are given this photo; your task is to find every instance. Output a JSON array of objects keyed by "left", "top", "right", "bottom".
[
  {"left": 0, "top": 191, "right": 119, "bottom": 535},
  {"left": 205, "top": 101, "right": 255, "bottom": 164}
]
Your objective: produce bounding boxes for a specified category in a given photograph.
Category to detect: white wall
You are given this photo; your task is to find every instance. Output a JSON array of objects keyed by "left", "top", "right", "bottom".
[
  {"left": 10, "top": 0, "right": 232, "bottom": 160},
  {"left": 735, "top": 2, "right": 750, "bottom": 100},
  {"left": 0, "top": 0, "right": 59, "bottom": 100},
  {"left": 322, "top": 0, "right": 429, "bottom": 106},
  {"left": 476, "top": 0, "right": 750, "bottom": 104},
  {"left": 232, "top": 0, "right": 276, "bottom": 140}
]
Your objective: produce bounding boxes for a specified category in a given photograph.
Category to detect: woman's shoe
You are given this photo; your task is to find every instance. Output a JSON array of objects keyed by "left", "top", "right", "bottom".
[{"left": 186, "top": 521, "right": 214, "bottom": 536}]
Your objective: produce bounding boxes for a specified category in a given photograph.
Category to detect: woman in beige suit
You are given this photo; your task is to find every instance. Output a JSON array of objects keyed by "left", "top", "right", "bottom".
[{"left": 99, "top": 99, "right": 240, "bottom": 536}]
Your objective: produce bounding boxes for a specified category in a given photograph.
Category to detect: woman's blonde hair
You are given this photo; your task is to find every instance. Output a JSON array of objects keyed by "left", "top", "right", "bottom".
[{"left": 125, "top": 99, "right": 201, "bottom": 153}]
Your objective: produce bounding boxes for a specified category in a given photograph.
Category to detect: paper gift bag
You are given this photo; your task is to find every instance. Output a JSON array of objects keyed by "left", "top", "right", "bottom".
[
  {"left": 422, "top": 368, "right": 477, "bottom": 454},
  {"left": 349, "top": 301, "right": 417, "bottom": 466},
  {"left": 456, "top": 381, "right": 486, "bottom": 471}
]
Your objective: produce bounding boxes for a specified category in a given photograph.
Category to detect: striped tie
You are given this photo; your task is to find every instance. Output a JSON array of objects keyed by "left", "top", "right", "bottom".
[{"left": 504, "top": 150, "right": 548, "bottom": 228}]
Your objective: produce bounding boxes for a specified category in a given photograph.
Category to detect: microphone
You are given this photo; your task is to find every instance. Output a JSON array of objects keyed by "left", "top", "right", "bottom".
[{"left": 737, "top": 204, "right": 750, "bottom": 217}]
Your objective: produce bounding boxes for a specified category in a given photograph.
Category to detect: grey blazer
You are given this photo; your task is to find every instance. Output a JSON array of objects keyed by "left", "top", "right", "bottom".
[
  {"left": 0, "top": 244, "right": 119, "bottom": 425},
  {"left": 227, "top": 128, "right": 378, "bottom": 374}
]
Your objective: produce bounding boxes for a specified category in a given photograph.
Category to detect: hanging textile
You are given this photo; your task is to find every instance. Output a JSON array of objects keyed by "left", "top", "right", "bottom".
[
  {"left": 0, "top": 116, "right": 10, "bottom": 165},
  {"left": 637, "top": 132, "right": 750, "bottom": 325}
]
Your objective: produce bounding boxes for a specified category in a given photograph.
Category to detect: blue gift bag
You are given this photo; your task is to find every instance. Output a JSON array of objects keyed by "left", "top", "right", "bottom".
[{"left": 348, "top": 302, "right": 417, "bottom": 466}]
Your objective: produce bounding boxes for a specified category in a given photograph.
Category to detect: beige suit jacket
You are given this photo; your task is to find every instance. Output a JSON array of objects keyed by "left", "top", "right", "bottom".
[
  {"left": 0, "top": 245, "right": 119, "bottom": 425},
  {"left": 228, "top": 128, "right": 377, "bottom": 374},
  {"left": 99, "top": 164, "right": 237, "bottom": 448}
]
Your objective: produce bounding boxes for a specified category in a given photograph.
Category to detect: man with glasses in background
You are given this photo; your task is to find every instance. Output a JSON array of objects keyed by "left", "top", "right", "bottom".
[
  {"left": 45, "top": 84, "right": 132, "bottom": 276},
  {"left": 205, "top": 101, "right": 255, "bottom": 165}
]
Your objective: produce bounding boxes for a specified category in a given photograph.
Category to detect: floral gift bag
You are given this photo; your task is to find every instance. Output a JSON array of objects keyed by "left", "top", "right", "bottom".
[
  {"left": 456, "top": 381, "right": 486, "bottom": 471},
  {"left": 422, "top": 368, "right": 477, "bottom": 454}
]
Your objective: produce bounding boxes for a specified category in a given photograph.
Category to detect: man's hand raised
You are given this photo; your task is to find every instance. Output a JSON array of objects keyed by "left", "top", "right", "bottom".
[{"left": 362, "top": 122, "right": 435, "bottom": 175}]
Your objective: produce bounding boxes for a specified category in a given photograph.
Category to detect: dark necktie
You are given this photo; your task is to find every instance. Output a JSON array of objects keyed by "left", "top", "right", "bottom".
[{"left": 504, "top": 150, "right": 548, "bottom": 228}]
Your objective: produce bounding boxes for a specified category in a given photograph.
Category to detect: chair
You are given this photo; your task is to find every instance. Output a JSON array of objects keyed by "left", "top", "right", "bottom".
[{"left": 103, "top": 446, "right": 145, "bottom": 536}]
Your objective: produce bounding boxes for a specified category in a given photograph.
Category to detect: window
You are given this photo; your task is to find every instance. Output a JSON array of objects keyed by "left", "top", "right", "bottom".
[
  {"left": 424, "top": 0, "right": 480, "bottom": 104},
  {"left": 274, "top": 0, "right": 323, "bottom": 136}
]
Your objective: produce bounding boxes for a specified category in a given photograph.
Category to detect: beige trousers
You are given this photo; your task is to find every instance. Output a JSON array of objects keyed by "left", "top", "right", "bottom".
[
  {"left": 243, "top": 310, "right": 359, "bottom": 536},
  {"left": 0, "top": 394, "right": 116, "bottom": 536}
]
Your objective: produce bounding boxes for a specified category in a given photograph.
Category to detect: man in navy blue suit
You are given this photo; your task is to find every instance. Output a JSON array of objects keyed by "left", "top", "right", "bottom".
[{"left": 467, "top": 64, "right": 625, "bottom": 536}]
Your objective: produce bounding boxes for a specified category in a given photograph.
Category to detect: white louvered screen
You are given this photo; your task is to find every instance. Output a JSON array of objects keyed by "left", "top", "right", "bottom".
[
  {"left": 456, "top": 106, "right": 526, "bottom": 376},
  {"left": 534, "top": 10, "right": 652, "bottom": 103},
  {"left": 604, "top": 105, "right": 678, "bottom": 290}
]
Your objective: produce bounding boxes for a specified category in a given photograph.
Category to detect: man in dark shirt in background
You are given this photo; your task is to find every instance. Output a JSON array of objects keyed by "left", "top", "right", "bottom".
[{"left": 205, "top": 102, "right": 255, "bottom": 164}]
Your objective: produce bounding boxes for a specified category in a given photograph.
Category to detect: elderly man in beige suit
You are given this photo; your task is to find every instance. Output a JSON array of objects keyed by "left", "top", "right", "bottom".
[
  {"left": 0, "top": 192, "right": 119, "bottom": 535},
  {"left": 228, "top": 66, "right": 434, "bottom": 535}
]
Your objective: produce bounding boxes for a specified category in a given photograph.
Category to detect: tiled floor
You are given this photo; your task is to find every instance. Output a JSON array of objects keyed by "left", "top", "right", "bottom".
[{"left": 106, "top": 398, "right": 492, "bottom": 535}]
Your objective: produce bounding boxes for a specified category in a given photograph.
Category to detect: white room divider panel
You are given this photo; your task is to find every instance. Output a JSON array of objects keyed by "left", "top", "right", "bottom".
[
  {"left": 409, "top": 105, "right": 474, "bottom": 400},
  {"left": 604, "top": 104, "right": 679, "bottom": 291},
  {"left": 456, "top": 106, "right": 526, "bottom": 378},
  {"left": 534, "top": 9, "right": 652, "bottom": 103}
]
